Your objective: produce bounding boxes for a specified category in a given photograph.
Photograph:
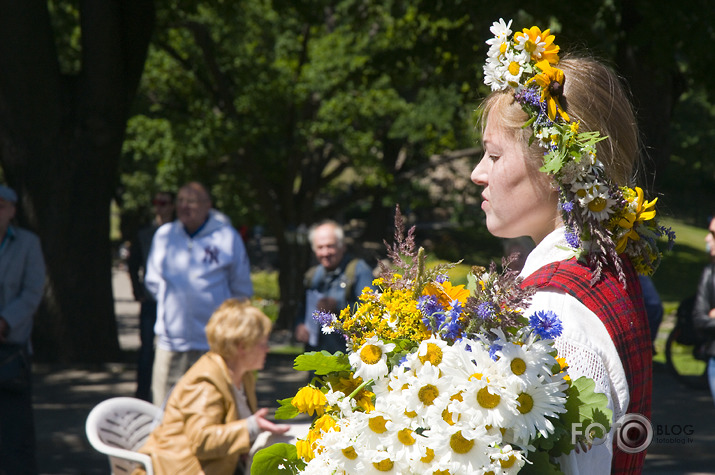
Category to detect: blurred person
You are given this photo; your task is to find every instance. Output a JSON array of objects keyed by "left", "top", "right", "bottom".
[
  {"left": 639, "top": 275, "right": 664, "bottom": 345},
  {"left": 145, "top": 182, "right": 253, "bottom": 405},
  {"left": 294, "top": 220, "right": 374, "bottom": 354},
  {"left": 132, "top": 299, "right": 289, "bottom": 475},
  {"left": 128, "top": 191, "right": 175, "bottom": 401},
  {"left": 693, "top": 216, "right": 715, "bottom": 406},
  {"left": 0, "top": 184, "right": 45, "bottom": 474}
]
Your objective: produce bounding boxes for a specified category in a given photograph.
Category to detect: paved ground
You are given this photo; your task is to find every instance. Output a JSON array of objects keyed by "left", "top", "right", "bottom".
[{"left": 31, "top": 268, "right": 715, "bottom": 474}]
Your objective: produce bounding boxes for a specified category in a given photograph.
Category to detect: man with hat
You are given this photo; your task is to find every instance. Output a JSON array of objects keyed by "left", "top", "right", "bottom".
[{"left": 0, "top": 184, "right": 46, "bottom": 473}]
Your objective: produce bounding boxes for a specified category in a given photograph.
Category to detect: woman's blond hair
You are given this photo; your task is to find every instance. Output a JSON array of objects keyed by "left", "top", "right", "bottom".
[
  {"left": 205, "top": 298, "right": 272, "bottom": 361},
  {"left": 480, "top": 55, "right": 640, "bottom": 187}
]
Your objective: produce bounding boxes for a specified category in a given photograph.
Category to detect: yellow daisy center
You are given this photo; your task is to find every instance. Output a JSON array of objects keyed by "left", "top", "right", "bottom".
[
  {"left": 397, "top": 428, "right": 416, "bottom": 446},
  {"left": 449, "top": 430, "right": 475, "bottom": 454},
  {"left": 524, "top": 39, "right": 537, "bottom": 53},
  {"left": 589, "top": 197, "right": 608, "bottom": 212},
  {"left": 477, "top": 386, "right": 500, "bottom": 409},
  {"left": 404, "top": 409, "right": 417, "bottom": 418},
  {"left": 442, "top": 407, "right": 456, "bottom": 425},
  {"left": 508, "top": 61, "right": 520, "bottom": 76},
  {"left": 501, "top": 455, "right": 518, "bottom": 468},
  {"left": 373, "top": 459, "right": 394, "bottom": 472},
  {"left": 517, "top": 393, "right": 534, "bottom": 414},
  {"left": 368, "top": 415, "right": 388, "bottom": 434},
  {"left": 421, "top": 447, "right": 435, "bottom": 463},
  {"left": 499, "top": 43, "right": 507, "bottom": 55},
  {"left": 510, "top": 357, "right": 526, "bottom": 375},
  {"left": 360, "top": 344, "right": 382, "bottom": 364},
  {"left": 342, "top": 446, "right": 358, "bottom": 460},
  {"left": 418, "top": 384, "right": 439, "bottom": 406},
  {"left": 419, "top": 343, "right": 443, "bottom": 366},
  {"left": 434, "top": 471, "right": 451, "bottom": 475}
]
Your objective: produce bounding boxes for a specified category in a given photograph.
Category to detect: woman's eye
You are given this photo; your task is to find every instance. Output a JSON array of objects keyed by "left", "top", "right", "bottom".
[{"left": 489, "top": 154, "right": 500, "bottom": 161}]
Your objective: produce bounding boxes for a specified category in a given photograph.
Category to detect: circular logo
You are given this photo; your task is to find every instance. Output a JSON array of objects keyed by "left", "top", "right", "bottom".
[{"left": 615, "top": 413, "right": 652, "bottom": 453}]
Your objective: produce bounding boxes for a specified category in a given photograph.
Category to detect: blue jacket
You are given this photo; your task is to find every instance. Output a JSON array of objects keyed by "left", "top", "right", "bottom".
[{"left": 0, "top": 226, "right": 45, "bottom": 345}]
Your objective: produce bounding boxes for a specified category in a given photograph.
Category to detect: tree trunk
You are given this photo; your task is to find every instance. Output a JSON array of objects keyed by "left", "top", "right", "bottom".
[{"left": 0, "top": 0, "right": 154, "bottom": 363}]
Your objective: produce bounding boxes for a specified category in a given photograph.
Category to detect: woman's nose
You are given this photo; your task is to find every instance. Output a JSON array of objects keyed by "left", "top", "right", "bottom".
[{"left": 471, "top": 156, "right": 488, "bottom": 186}]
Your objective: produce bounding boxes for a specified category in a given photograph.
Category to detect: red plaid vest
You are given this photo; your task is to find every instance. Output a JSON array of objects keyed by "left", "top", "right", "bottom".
[{"left": 522, "top": 258, "right": 652, "bottom": 474}]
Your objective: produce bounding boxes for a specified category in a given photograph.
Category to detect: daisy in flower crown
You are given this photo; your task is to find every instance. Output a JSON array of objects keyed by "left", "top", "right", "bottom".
[{"left": 471, "top": 18, "right": 673, "bottom": 473}]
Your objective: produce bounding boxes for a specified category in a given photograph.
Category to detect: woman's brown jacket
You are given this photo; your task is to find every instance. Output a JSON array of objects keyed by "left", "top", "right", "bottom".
[{"left": 132, "top": 352, "right": 258, "bottom": 474}]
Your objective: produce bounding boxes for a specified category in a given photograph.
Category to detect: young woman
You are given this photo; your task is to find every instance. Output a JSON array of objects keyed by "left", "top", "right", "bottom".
[
  {"left": 133, "top": 299, "right": 289, "bottom": 475},
  {"left": 472, "top": 20, "right": 672, "bottom": 474}
]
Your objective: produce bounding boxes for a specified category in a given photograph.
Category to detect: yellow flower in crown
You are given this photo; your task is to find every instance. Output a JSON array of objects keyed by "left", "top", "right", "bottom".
[
  {"left": 514, "top": 26, "right": 559, "bottom": 64},
  {"left": 529, "top": 60, "right": 570, "bottom": 122},
  {"left": 615, "top": 187, "right": 658, "bottom": 253}
]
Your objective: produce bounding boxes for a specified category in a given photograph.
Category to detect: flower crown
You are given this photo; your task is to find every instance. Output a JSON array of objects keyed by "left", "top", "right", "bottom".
[{"left": 483, "top": 18, "right": 674, "bottom": 283}]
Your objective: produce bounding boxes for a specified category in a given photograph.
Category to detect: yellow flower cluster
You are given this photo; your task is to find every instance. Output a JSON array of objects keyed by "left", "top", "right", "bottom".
[{"left": 337, "top": 285, "right": 431, "bottom": 348}]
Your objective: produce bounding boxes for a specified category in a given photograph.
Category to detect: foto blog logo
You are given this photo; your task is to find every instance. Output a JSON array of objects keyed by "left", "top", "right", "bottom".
[{"left": 572, "top": 413, "right": 653, "bottom": 454}]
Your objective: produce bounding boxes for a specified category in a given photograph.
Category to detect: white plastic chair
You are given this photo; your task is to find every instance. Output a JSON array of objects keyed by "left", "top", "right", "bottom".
[{"left": 85, "top": 397, "right": 162, "bottom": 475}]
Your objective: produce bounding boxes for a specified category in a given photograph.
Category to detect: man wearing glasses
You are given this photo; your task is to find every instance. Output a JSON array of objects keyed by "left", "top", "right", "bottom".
[
  {"left": 128, "top": 190, "right": 175, "bottom": 401},
  {"left": 145, "top": 182, "right": 253, "bottom": 405}
]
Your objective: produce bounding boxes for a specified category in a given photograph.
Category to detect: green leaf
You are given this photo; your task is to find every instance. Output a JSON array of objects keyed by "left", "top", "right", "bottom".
[
  {"left": 274, "top": 397, "right": 300, "bottom": 420},
  {"left": 250, "top": 443, "right": 304, "bottom": 475},
  {"left": 545, "top": 376, "right": 612, "bottom": 456},
  {"left": 520, "top": 450, "right": 564, "bottom": 475},
  {"left": 293, "top": 351, "right": 351, "bottom": 375}
]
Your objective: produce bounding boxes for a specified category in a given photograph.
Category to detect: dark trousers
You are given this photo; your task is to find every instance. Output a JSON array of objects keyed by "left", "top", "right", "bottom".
[
  {"left": 0, "top": 348, "right": 36, "bottom": 475},
  {"left": 136, "top": 300, "right": 157, "bottom": 401}
]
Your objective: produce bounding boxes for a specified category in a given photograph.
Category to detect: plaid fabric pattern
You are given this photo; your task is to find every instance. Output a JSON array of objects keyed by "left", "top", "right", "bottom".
[{"left": 522, "top": 258, "right": 652, "bottom": 474}]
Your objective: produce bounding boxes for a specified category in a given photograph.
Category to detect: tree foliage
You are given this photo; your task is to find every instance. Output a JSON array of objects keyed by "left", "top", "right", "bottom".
[{"left": 121, "top": 0, "right": 715, "bottom": 329}]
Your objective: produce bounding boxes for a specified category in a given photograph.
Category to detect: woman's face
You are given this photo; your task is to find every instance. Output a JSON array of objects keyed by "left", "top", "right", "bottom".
[
  {"left": 239, "top": 336, "right": 270, "bottom": 372},
  {"left": 471, "top": 116, "right": 560, "bottom": 244}
]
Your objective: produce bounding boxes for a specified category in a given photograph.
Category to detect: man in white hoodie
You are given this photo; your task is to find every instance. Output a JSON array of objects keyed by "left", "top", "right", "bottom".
[{"left": 145, "top": 182, "right": 253, "bottom": 405}]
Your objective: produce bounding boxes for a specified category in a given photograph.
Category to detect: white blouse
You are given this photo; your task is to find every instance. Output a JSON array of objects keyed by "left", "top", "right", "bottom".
[{"left": 519, "top": 228, "right": 629, "bottom": 475}]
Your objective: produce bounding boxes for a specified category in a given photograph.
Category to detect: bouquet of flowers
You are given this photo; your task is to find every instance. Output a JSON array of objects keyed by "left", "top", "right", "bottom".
[{"left": 252, "top": 208, "right": 611, "bottom": 474}]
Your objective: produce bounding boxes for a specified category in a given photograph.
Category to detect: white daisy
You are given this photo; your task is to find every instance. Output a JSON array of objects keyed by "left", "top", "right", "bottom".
[
  {"left": 319, "top": 427, "right": 365, "bottom": 474},
  {"left": 426, "top": 424, "right": 494, "bottom": 473},
  {"left": 506, "top": 377, "right": 567, "bottom": 446},
  {"left": 581, "top": 183, "right": 617, "bottom": 221},
  {"left": 487, "top": 18, "right": 513, "bottom": 46},
  {"left": 484, "top": 444, "right": 527, "bottom": 475},
  {"left": 402, "top": 362, "right": 452, "bottom": 416},
  {"left": 349, "top": 335, "right": 396, "bottom": 382}
]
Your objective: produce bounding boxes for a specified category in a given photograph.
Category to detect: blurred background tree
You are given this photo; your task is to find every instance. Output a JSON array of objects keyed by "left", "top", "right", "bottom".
[
  {"left": 0, "top": 0, "right": 713, "bottom": 361},
  {"left": 0, "top": 0, "right": 154, "bottom": 362}
]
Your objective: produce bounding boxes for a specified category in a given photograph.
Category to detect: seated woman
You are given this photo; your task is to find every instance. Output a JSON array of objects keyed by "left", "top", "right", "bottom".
[{"left": 133, "top": 298, "right": 289, "bottom": 475}]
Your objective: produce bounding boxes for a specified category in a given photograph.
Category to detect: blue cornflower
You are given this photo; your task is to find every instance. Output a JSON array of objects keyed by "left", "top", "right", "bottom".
[
  {"left": 529, "top": 310, "right": 564, "bottom": 340},
  {"left": 418, "top": 294, "right": 446, "bottom": 332},
  {"left": 435, "top": 273, "right": 449, "bottom": 284},
  {"left": 561, "top": 200, "right": 574, "bottom": 213},
  {"left": 489, "top": 343, "right": 503, "bottom": 361},
  {"left": 312, "top": 310, "right": 334, "bottom": 327},
  {"left": 417, "top": 294, "right": 444, "bottom": 317},
  {"left": 565, "top": 228, "right": 580, "bottom": 249},
  {"left": 441, "top": 300, "right": 464, "bottom": 340},
  {"left": 476, "top": 302, "right": 496, "bottom": 320}
]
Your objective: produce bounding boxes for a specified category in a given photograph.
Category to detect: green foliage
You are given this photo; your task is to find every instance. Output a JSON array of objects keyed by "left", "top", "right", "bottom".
[
  {"left": 293, "top": 351, "right": 351, "bottom": 375},
  {"left": 652, "top": 217, "right": 710, "bottom": 303},
  {"left": 250, "top": 443, "right": 304, "bottom": 475},
  {"left": 251, "top": 271, "right": 280, "bottom": 300},
  {"left": 521, "top": 450, "right": 564, "bottom": 475},
  {"left": 532, "top": 376, "right": 612, "bottom": 458},
  {"left": 274, "top": 397, "right": 300, "bottom": 420}
]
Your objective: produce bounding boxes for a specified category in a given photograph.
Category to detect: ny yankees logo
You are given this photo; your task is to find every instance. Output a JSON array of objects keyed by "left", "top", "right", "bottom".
[{"left": 203, "top": 245, "right": 220, "bottom": 264}]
